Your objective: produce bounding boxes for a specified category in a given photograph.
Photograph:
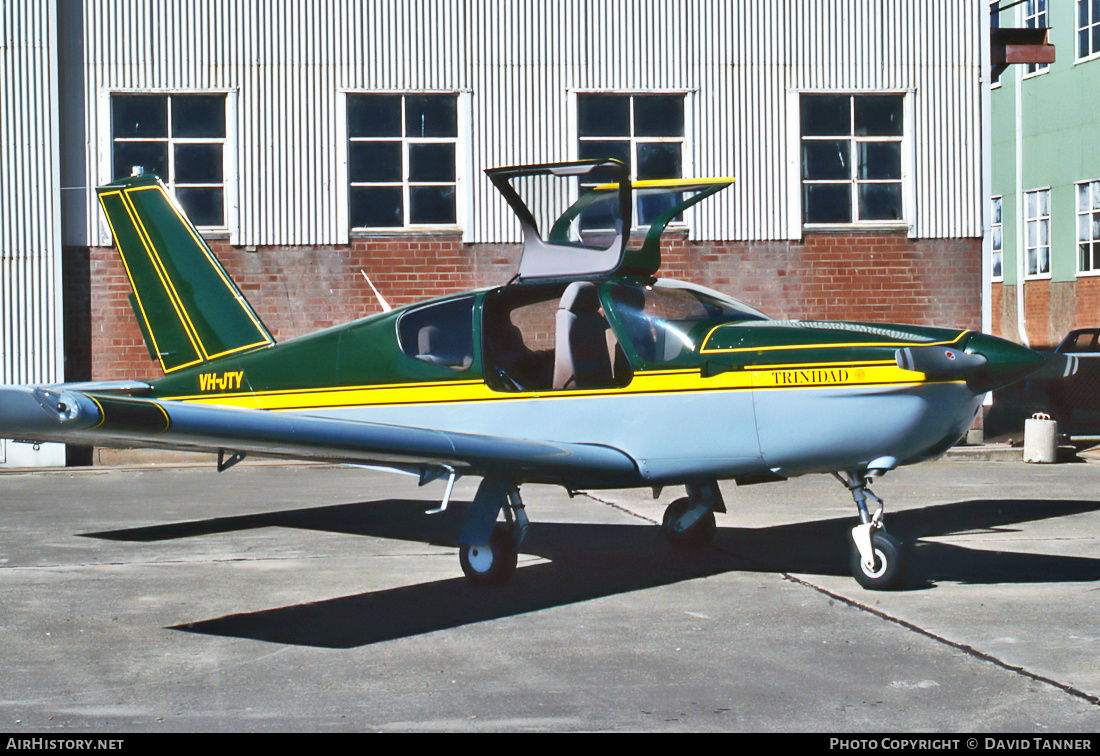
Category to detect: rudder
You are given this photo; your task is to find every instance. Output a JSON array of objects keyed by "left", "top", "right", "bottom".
[{"left": 96, "top": 174, "right": 274, "bottom": 373}]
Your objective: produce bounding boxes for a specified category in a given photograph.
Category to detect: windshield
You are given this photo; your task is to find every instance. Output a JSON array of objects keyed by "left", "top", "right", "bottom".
[{"left": 604, "top": 280, "right": 769, "bottom": 364}]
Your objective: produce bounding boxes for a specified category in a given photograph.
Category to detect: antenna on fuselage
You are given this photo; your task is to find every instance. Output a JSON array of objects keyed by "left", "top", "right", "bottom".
[{"left": 360, "top": 270, "right": 392, "bottom": 312}]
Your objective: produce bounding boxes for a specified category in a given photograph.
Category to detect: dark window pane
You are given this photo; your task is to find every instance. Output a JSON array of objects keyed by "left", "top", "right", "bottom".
[
  {"left": 578, "top": 140, "right": 631, "bottom": 182},
  {"left": 113, "top": 141, "right": 168, "bottom": 181},
  {"left": 804, "top": 184, "right": 852, "bottom": 223},
  {"left": 634, "top": 95, "right": 684, "bottom": 137},
  {"left": 175, "top": 187, "right": 224, "bottom": 226},
  {"left": 406, "top": 95, "right": 457, "bottom": 138},
  {"left": 801, "top": 95, "right": 850, "bottom": 136},
  {"left": 578, "top": 194, "right": 620, "bottom": 231},
  {"left": 409, "top": 143, "right": 455, "bottom": 182},
  {"left": 410, "top": 186, "right": 456, "bottom": 224},
  {"left": 858, "top": 141, "right": 901, "bottom": 180},
  {"left": 174, "top": 143, "right": 223, "bottom": 184},
  {"left": 578, "top": 94, "right": 630, "bottom": 137},
  {"left": 349, "top": 141, "right": 402, "bottom": 183},
  {"left": 1084, "top": 28, "right": 1092, "bottom": 59},
  {"left": 858, "top": 183, "right": 903, "bottom": 220},
  {"left": 637, "top": 142, "right": 681, "bottom": 180},
  {"left": 112, "top": 95, "right": 168, "bottom": 138},
  {"left": 172, "top": 95, "right": 225, "bottom": 138},
  {"left": 348, "top": 95, "right": 402, "bottom": 137},
  {"left": 638, "top": 192, "right": 683, "bottom": 226},
  {"left": 854, "top": 95, "right": 903, "bottom": 136},
  {"left": 802, "top": 140, "right": 849, "bottom": 180},
  {"left": 351, "top": 186, "right": 403, "bottom": 227}
]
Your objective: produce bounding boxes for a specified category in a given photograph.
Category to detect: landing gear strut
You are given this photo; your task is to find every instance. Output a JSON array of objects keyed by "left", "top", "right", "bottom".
[{"left": 834, "top": 471, "right": 905, "bottom": 590}]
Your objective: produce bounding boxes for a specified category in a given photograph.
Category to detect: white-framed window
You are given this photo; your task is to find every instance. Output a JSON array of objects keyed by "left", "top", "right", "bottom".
[
  {"left": 992, "top": 195, "right": 1004, "bottom": 281},
  {"left": 991, "top": 1, "right": 1004, "bottom": 87},
  {"left": 1024, "top": 0, "right": 1051, "bottom": 76},
  {"left": 1077, "top": 179, "right": 1100, "bottom": 274},
  {"left": 799, "top": 93, "right": 908, "bottom": 227},
  {"left": 1078, "top": 0, "right": 1100, "bottom": 61},
  {"left": 1025, "top": 187, "right": 1051, "bottom": 278},
  {"left": 575, "top": 92, "right": 688, "bottom": 226},
  {"left": 345, "top": 92, "right": 461, "bottom": 230},
  {"left": 109, "top": 92, "right": 230, "bottom": 229}
]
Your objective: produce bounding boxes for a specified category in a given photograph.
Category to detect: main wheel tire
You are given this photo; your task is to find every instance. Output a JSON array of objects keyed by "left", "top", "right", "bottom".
[
  {"left": 850, "top": 530, "right": 904, "bottom": 590},
  {"left": 662, "top": 497, "right": 716, "bottom": 551},
  {"left": 459, "top": 524, "right": 518, "bottom": 585}
]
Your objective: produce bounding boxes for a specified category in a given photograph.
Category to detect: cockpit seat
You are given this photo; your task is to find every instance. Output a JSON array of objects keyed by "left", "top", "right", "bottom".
[
  {"left": 553, "top": 281, "right": 614, "bottom": 389},
  {"left": 417, "top": 324, "right": 472, "bottom": 370}
]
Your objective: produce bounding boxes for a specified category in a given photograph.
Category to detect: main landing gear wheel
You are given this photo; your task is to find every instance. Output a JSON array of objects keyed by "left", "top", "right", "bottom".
[
  {"left": 662, "top": 497, "right": 716, "bottom": 551},
  {"left": 849, "top": 529, "right": 904, "bottom": 591},
  {"left": 459, "top": 524, "right": 518, "bottom": 586}
]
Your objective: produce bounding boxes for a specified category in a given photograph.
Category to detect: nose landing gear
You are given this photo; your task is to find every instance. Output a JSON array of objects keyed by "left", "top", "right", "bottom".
[{"left": 834, "top": 471, "right": 905, "bottom": 590}]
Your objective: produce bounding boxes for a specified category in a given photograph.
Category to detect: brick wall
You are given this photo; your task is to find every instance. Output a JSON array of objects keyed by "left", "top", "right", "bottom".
[
  {"left": 661, "top": 231, "right": 981, "bottom": 328},
  {"left": 84, "top": 231, "right": 981, "bottom": 381},
  {"left": 990, "top": 277, "right": 1100, "bottom": 350}
]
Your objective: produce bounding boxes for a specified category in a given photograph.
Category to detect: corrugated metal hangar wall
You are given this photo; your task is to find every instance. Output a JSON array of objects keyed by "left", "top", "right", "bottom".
[
  {"left": 1, "top": 0, "right": 64, "bottom": 465},
  {"left": 68, "top": 0, "right": 984, "bottom": 247}
]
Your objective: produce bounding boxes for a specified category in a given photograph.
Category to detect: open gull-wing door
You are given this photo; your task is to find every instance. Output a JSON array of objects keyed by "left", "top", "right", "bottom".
[{"left": 485, "top": 160, "right": 735, "bottom": 280}]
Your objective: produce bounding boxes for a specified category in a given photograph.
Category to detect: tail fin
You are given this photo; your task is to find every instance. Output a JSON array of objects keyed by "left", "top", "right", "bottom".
[{"left": 96, "top": 174, "right": 275, "bottom": 373}]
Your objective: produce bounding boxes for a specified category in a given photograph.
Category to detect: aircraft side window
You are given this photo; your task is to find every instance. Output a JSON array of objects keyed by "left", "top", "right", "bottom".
[{"left": 397, "top": 297, "right": 475, "bottom": 371}]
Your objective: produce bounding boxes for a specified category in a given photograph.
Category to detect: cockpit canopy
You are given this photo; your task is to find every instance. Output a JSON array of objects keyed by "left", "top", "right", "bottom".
[
  {"left": 486, "top": 160, "right": 735, "bottom": 281},
  {"left": 604, "top": 279, "right": 768, "bottom": 366}
]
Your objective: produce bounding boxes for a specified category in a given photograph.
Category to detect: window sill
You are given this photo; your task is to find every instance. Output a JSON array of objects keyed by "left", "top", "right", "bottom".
[
  {"left": 802, "top": 221, "right": 911, "bottom": 234},
  {"left": 1075, "top": 268, "right": 1100, "bottom": 278},
  {"left": 350, "top": 226, "right": 464, "bottom": 238}
]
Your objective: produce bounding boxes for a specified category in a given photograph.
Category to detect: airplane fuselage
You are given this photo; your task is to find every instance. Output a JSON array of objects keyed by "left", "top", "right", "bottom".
[{"left": 140, "top": 278, "right": 1011, "bottom": 488}]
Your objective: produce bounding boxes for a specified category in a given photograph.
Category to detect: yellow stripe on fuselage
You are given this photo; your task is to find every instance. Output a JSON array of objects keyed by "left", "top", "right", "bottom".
[{"left": 170, "top": 361, "right": 941, "bottom": 412}]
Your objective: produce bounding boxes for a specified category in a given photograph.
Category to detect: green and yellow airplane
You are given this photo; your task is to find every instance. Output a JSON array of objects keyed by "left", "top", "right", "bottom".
[{"left": 0, "top": 159, "right": 1064, "bottom": 590}]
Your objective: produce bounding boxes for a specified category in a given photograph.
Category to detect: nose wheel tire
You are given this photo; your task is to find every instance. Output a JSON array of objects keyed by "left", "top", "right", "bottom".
[
  {"left": 849, "top": 530, "right": 904, "bottom": 590},
  {"left": 662, "top": 497, "right": 716, "bottom": 551},
  {"left": 460, "top": 524, "right": 518, "bottom": 585}
]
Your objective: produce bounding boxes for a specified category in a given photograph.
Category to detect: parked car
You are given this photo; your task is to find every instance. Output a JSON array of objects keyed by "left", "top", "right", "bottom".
[{"left": 1046, "top": 328, "right": 1100, "bottom": 430}]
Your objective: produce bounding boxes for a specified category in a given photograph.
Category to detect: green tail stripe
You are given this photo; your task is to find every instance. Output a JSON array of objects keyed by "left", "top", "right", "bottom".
[{"left": 96, "top": 174, "right": 275, "bottom": 373}]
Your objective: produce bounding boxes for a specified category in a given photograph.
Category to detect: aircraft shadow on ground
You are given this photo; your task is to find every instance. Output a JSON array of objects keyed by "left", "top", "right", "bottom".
[{"left": 84, "top": 497, "right": 1100, "bottom": 649}]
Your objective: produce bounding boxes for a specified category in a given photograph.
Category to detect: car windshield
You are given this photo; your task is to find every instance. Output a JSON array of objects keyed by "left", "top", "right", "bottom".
[{"left": 604, "top": 280, "right": 768, "bottom": 364}]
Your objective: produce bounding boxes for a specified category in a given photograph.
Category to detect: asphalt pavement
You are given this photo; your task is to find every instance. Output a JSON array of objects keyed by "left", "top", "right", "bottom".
[{"left": 1, "top": 455, "right": 1099, "bottom": 733}]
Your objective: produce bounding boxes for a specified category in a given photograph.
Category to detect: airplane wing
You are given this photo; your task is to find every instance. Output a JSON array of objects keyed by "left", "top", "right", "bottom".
[{"left": 0, "top": 385, "right": 640, "bottom": 489}]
